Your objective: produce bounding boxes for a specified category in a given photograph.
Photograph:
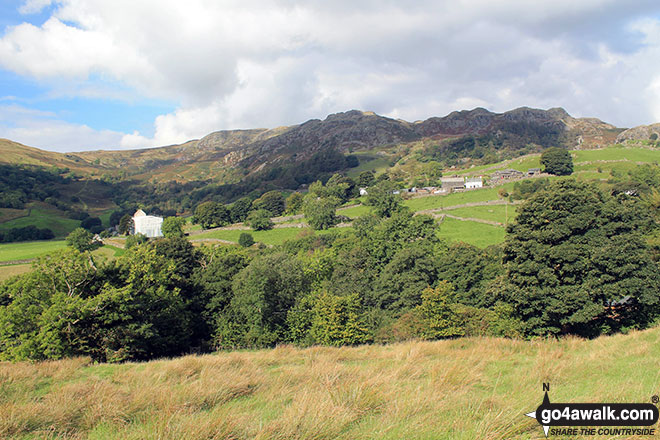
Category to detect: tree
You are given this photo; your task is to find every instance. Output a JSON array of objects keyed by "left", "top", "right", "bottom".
[
  {"left": 416, "top": 282, "right": 464, "bottom": 339},
  {"left": 285, "top": 192, "right": 304, "bottom": 215},
  {"left": 246, "top": 209, "right": 273, "bottom": 231},
  {"left": 251, "top": 191, "right": 285, "bottom": 216},
  {"left": 66, "top": 227, "right": 100, "bottom": 252},
  {"left": 216, "top": 253, "right": 310, "bottom": 348},
  {"left": 357, "top": 170, "right": 376, "bottom": 187},
  {"left": 309, "top": 292, "right": 370, "bottom": 346},
  {"left": 540, "top": 147, "right": 573, "bottom": 176},
  {"left": 80, "top": 216, "right": 103, "bottom": 234},
  {"left": 503, "top": 180, "right": 660, "bottom": 336},
  {"left": 161, "top": 217, "right": 185, "bottom": 238},
  {"left": 230, "top": 197, "right": 253, "bottom": 223},
  {"left": 303, "top": 196, "right": 338, "bottom": 230},
  {"left": 372, "top": 242, "right": 439, "bottom": 311},
  {"left": 238, "top": 232, "right": 254, "bottom": 247},
  {"left": 194, "top": 201, "right": 230, "bottom": 229},
  {"left": 118, "top": 214, "right": 133, "bottom": 235},
  {"left": 364, "top": 181, "right": 404, "bottom": 218}
]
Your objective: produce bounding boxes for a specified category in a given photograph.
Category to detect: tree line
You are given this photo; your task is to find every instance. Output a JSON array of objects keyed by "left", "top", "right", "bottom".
[{"left": 1, "top": 177, "right": 659, "bottom": 362}]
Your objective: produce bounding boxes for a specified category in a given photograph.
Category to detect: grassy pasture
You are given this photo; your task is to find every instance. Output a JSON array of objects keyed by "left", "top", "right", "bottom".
[
  {"left": 0, "top": 205, "right": 80, "bottom": 238},
  {"left": 404, "top": 184, "right": 515, "bottom": 212},
  {"left": 446, "top": 204, "right": 518, "bottom": 224},
  {"left": 0, "top": 240, "right": 67, "bottom": 262},
  {"left": 573, "top": 146, "right": 660, "bottom": 163},
  {"left": 437, "top": 217, "right": 506, "bottom": 248},
  {"left": 2, "top": 328, "right": 659, "bottom": 439},
  {"left": 345, "top": 154, "right": 392, "bottom": 178}
]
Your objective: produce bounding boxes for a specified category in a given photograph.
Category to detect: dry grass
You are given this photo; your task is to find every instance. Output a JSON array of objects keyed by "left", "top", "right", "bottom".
[{"left": 1, "top": 329, "right": 660, "bottom": 439}]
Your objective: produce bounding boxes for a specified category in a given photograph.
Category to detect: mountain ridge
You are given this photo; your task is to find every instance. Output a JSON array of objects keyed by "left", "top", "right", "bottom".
[{"left": 0, "top": 106, "right": 625, "bottom": 183}]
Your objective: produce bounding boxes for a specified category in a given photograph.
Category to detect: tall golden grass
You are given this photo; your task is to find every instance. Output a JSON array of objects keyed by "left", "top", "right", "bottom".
[{"left": 1, "top": 328, "right": 659, "bottom": 439}]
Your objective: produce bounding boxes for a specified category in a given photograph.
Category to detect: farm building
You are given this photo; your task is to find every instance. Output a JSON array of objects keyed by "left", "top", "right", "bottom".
[
  {"left": 491, "top": 169, "right": 524, "bottom": 180},
  {"left": 133, "top": 209, "right": 163, "bottom": 237},
  {"left": 465, "top": 177, "right": 483, "bottom": 189},
  {"left": 441, "top": 177, "right": 465, "bottom": 191}
]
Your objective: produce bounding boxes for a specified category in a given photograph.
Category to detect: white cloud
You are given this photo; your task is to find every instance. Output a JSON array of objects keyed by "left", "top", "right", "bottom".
[
  {"left": 1, "top": 0, "right": 660, "bottom": 150},
  {"left": 0, "top": 104, "right": 125, "bottom": 152},
  {"left": 18, "top": 0, "right": 53, "bottom": 15}
]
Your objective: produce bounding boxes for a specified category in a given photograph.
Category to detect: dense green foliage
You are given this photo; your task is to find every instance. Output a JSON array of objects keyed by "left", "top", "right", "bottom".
[
  {"left": 251, "top": 191, "right": 286, "bottom": 216},
  {"left": 364, "top": 181, "right": 404, "bottom": 218},
  {"left": 540, "top": 147, "right": 574, "bottom": 175},
  {"left": 503, "top": 180, "right": 660, "bottom": 336},
  {"left": 238, "top": 232, "right": 254, "bottom": 247},
  {"left": 2, "top": 176, "right": 660, "bottom": 363},
  {"left": 194, "top": 201, "right": 231, "bottom": 229},
  {"left": 0, "top": 165, "right": 68, "bottom": 209},
  {"left": 246, "top": 209, "right": 274, "bottom": 231},
  {"left": 303, "top": 197, "right": 338, "bottom": 230},
  {"left": 118, "top": 214, "right": 133, "bottom": 235},
  {"left": 161, "top": 217, "right": 186, "bottom": 238},
  {"left": 229, "top": 197, "right": 253, "bottom": 223},
  {"left": 66, "top": 228, "right": 100, "bottom": 252},
  {"left": 0, "top": 225, "right": 54, "bottom": 243}
]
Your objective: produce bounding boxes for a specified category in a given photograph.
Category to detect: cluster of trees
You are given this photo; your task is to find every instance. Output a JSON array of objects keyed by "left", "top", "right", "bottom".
[
  {"left": 0, "top": 165, "right": 68, "bottom": 209},
  {"left": 191, "top": 173, "right": 366, "bottom": 232},
  {"left": 1, "top": 178, "right": 658, "bottom": 363},
  {"left": 0, "top": 226, "right": 54, "bottom": 243}
]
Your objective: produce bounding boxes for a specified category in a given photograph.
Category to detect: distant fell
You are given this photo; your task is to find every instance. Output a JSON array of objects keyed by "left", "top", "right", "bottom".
[{"left": 0, "top": 107, "right": 623, "bottom": 183}]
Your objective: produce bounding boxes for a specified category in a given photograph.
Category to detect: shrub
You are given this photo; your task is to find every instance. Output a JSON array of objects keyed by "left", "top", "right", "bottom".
[{"left": 238, "top": 232, "right": 254, "bottom": 247}]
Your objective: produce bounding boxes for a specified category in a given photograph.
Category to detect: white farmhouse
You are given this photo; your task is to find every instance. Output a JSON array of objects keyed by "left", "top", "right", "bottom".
[
  {"left": 133, "top": 209, "right": 163, "bottom": 237},
  {"left": 465, "top": 177, "right": 483, "bottom": 189}
]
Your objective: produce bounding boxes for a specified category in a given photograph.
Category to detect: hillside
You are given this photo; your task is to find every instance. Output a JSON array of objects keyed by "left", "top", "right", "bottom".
[
  {"left": 0, "top": 107, "right": 622, "bottom": 184},
  {"left": 1, "top": 327, "right": 659, "bottom": 439}
]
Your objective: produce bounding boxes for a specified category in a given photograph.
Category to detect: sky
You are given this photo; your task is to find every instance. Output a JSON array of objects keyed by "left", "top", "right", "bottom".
[{"left": 1, "top": 1, "right": 660, "bottom": 152}]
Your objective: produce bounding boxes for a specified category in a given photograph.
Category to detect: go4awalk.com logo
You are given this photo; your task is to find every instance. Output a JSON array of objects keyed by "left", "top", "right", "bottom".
[{"left": 524, "top": 384, "right": 659, "bottom": 437}]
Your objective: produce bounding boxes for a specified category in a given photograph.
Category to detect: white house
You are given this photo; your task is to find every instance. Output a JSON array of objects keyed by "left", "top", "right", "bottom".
[
  {"left": 359, "top": 188, "right": 368, "bottom": 196},
  {"left": 133, "top": 209, "right": 163, "bottom": 237},
  {"left": 465, "top": 177, "right": 483, "bottom": 189}
]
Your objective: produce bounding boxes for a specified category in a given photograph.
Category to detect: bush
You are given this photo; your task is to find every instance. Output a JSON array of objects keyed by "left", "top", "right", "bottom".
[
  {"left": 66, "top": 227, "right": 100, "bottom": 252},
  {"left": 125, "top": 233, "right": 148, "bottom": 249},
  {"left": 161, "top": 216, "right": 185, "bottom": 238},
  {"left": 238, "top": 232, "right": 254, "bottom": 247},
  {"left": 246, "top": 209, "right": 273, "bottom": 231}
]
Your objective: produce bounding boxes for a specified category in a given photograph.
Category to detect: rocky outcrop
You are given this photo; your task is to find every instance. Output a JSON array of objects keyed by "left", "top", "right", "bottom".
[{"left": 616, "top": 123, "right": 660, "bottom": 143}]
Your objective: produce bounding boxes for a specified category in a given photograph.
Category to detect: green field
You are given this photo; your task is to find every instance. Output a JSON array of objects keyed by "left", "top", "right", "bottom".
[
  {"left": 446, "top": 204, "right": 518, "bottom": 224},
  {"left": 193, "top": 227, "right": 348, "bottom": 246},
  {"left": 404, "top": 184, "right": 515, "bottom": 212},
  {"left": 0, "top": 205, "right": 80, "bottom": 238},
  {"left": 345, "top": 154, "right": 391, "bottom": 178},
  {"left": 2, "top": 327, "right": 658, "bottom": 439},
  {"left": 437, "top": 217, "right": 506, "bottom": 248},
  {"left": 504, "top": 155, "right": 542, "bottom": 172},
  {"left": 573, "top": 146, "right": 660, "bottom": 163},
  {"left": 0, "top": 240, "right": 67, "bottom": 262}
]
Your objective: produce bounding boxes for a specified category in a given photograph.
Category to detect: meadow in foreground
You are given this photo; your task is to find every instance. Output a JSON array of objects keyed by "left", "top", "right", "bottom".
[{"left": 2, "top": 328, "right": 659, "bottom": 440}]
